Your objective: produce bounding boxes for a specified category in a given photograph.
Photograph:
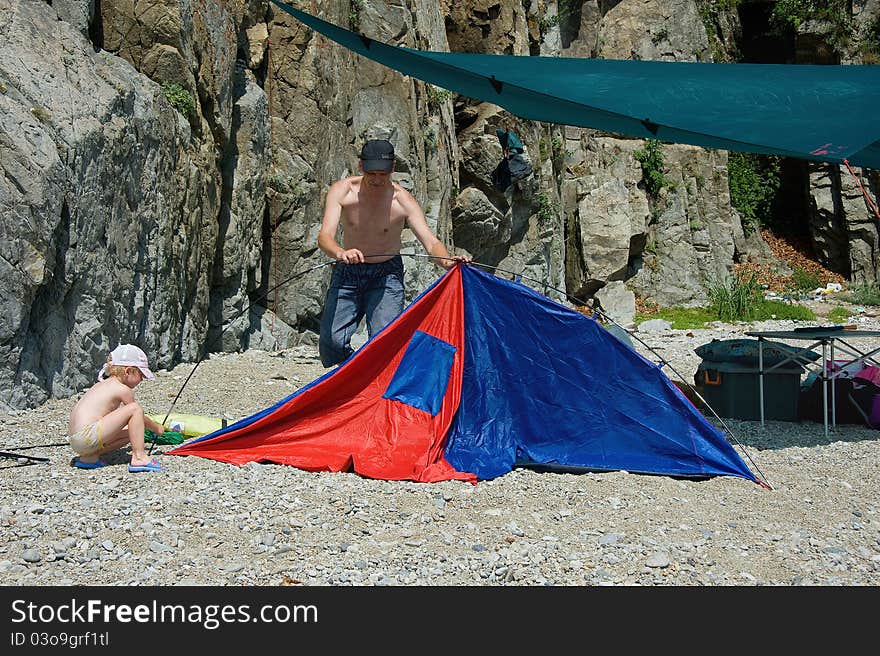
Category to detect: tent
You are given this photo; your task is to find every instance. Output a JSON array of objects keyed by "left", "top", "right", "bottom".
[
  {"left": 171, "top": 265, "right": 759, "bottom": 485},
  {"left": 269, "top": 1, "right": 880, "bottom": 169}
]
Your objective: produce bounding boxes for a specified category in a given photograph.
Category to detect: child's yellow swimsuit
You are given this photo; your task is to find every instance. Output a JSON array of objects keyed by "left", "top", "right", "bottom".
[{"left": 68, "top": 421, "right": 104, "bottom": 455}]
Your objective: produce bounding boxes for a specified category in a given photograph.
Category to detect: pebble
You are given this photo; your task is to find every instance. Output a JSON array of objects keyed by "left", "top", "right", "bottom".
[
  {"left": 1, "top": 329, "right": 879, "bottom": 586},
  {"left": 646, "top": 552, "right": 671, "bottom": 568},
  {"left": 21, "top": 549, "right": 41, "bottom": 563}
]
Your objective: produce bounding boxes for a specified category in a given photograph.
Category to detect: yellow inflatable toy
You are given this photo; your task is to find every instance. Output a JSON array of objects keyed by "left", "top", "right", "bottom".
[{"left": 147, "top": 413, "right": 227, "bottom": 437}]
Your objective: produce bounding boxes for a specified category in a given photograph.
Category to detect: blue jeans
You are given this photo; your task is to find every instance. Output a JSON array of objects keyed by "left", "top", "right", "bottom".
[{"left": 318, "top": 256, "right": 405, "bottom": 366}]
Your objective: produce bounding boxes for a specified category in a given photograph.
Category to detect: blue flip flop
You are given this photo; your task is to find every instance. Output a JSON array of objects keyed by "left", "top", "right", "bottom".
[
  {"left": 73, "top": 457, "right": 108, "bottom": 469},
  {"left": 128, "top": 458, "right": 164, "bottom": 473}
]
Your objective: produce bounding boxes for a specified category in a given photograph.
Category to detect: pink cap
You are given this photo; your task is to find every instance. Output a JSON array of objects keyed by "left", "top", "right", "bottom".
[{"left": 101, "top": 344, "right": 155, "bottom": 381}]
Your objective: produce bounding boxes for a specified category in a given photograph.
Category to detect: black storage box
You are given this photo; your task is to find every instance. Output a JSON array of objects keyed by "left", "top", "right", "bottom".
[{"left": 694, "top": 360, "right": 803, "bottom": 421}]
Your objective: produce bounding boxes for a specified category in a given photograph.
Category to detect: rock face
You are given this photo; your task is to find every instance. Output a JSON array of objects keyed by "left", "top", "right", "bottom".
[
  {"left": 0, "top": 0, "right": 878, "bottom": 409},
  {"left": 2, "top": 0, "right": 218, "bottom": 408}
]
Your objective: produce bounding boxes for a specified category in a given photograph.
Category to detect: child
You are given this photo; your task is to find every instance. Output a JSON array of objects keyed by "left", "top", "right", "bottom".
[{"left": 67, "top": 344, "right": 166, "bottom": 473}]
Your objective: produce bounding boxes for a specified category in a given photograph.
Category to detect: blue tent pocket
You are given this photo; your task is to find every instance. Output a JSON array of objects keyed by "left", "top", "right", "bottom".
[{"left": 383, "top": 331, "right": 456, "bottom": 416}]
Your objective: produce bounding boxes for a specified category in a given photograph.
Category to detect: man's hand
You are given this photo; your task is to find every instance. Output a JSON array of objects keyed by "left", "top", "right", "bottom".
[
  {"left": 337, "top": 248, "right": 365, "bottom": 264},
  {"left": 441, "top": 254, "right": 471, "bottom": 270}
]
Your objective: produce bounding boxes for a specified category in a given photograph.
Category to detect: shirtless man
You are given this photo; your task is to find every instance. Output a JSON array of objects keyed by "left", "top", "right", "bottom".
[
  {"left": 67, "top": 344, "right": 166, "bottom": 472},
  {"left": 316, "top": 138, "right": 466, "bottom": 366}
]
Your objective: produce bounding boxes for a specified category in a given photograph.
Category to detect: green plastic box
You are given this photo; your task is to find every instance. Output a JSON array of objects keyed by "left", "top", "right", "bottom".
[{"left": 694, "top": 360, "right": 803, "bottom": 421}]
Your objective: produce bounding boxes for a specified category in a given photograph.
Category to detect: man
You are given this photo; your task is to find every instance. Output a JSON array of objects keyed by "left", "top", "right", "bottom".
[{"left": 317, "top": 138, "right": 465, "bottom": 367}]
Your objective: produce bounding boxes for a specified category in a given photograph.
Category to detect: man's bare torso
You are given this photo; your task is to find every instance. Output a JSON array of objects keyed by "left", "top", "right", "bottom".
[{"left": 338, "top": 176, "right": 408, "bottom": 262}]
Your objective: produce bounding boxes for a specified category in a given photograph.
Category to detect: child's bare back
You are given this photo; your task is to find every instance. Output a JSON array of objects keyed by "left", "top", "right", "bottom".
[{"left": 68, "top": 377, "right": 133, "bottom": 435}]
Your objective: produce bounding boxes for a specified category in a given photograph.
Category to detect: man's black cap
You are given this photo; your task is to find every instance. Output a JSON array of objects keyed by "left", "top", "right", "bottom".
[{"left": 360, "top": 139, "right": 395, "bottom": 172}]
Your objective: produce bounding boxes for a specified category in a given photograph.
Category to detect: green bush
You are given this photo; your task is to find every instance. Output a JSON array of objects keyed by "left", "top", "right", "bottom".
[
  {"left": 786, "top": 267, "right": 822, "bottom": 292},
  {"left": 535, "top": 192, "right": 557, "bottom": 221},
  {"left": 771, "top": 0, "right": 853, "bottom": 51},
  {"left": 426, "top": 85, "right": 453, "bottom": 112},
  {"left": 636, "top": 297, "right": 815, "bottom": 327},
  {"left": 635, "top": 306, "right": 717, "bottom": 329},
  {"left": 162, "top": 83, "right": 197, "bottom": 122},
  {"left": 751, "top": 300, "right": 816, "bottom": 321},
  {"left": 827, "top": 306, "right": 850, "bottom": 324},
  {"left": 863, "top": 13, "right": 880, "bottom": 62},
  {"left": 634, "top": 140, "right": 672, "bottom": 197},
  {"left": 707, "top": 271, "right": 763, "bottom": 322},
  {"left": 728, "top": 152, "right": 781, "bottom": 234},
  {"left": 840, "top": 282, "right": 880, "bottom": 306},
  {"left": 349, "top": 0, "right": 364, "bottom": 30}
]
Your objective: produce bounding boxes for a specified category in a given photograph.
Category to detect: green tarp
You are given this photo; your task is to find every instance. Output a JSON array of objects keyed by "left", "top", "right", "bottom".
[{"left": 271, "top": 1, "right": 879, "bottom": 169}]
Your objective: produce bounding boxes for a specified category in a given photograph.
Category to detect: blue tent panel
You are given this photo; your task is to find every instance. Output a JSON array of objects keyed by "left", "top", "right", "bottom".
[{"left": 444, "top": 267, "right": 756, "bottom": 482}]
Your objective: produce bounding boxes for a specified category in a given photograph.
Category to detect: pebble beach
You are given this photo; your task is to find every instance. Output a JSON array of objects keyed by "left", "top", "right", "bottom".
[{"left": 2, "top": 312, "right": 879, "bottom": 587}]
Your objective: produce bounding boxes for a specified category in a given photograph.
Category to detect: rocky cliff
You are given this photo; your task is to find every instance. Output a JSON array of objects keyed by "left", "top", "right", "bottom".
[{"left": 1, "top": 0, "right": 877, "bottom": 409}]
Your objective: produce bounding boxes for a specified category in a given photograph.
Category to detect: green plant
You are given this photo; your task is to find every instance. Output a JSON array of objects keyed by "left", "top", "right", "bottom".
[
  {"left": 636, "top": 297, "right": 815, "bottom": 328},
  {"left": 635, "top": 306, "right": 716, "bottom": 329},
  {"left": 426, "top": 85, "right": 453, "bottom": 112},
  {"left": 727, "top": 152, "right": 781, "bottom": 234},
  {"left": 697, "top": 0, "right": 744, "bottom": 62},
  {"left": 652, "top": 27, "right": 669, "bottom": 45},
  {"left": 752, "top": 300, "right": 816, "bottom": 321},
  {"left": 538, "top": 138, "right": 549, "bottom": 160},
  {"left": 634, "top": 140, "right": 672, "bottom": 197},
  {"left": 786, "top": 267, "right": 822, "bottom": 292},
  {"left": 267, "top": 172, "right": 308, "bottom": 201},
  {"left": 537, "top": 13, "right": 560, "bottom": 34},
  {"left": 535, "top": 192, "right": 557, "bottom": 221},
  {"left": 349, "top": 0, "right": 364, "bottom": 31},
  {"left": 771, "top": 0, "right": 853, "bottom": 52},
  {"left": 861, "top": 13, "right": 880, "bottom": 62},
  {"left": 267, "top": 172, "right": 289, "bottom": 193},
  {"left": 828, "top": 306, "right": 850, "bottom": 324},
  {"left": 30, "top": 105, "right": 52, "bottom": 123},
  {"left": 840, "top": 282, "right": 880, "bottom": 306},
  {"left": 162, "top": 82, "right": 196, "bottom": 121},
  {"left": 424, "top": 128, "right": 438, "bottom": 151},
  {"left": 707, "top": 271, "right": 763, "bottom": 321}
]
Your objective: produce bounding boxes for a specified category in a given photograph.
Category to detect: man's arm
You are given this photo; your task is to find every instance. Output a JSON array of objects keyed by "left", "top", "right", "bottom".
[
  {"left": 398, "top": 188, "right": 466, "bottom": 270},
  {"left": 318, "top": 180, "right": 364, "bottom": 264}
]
